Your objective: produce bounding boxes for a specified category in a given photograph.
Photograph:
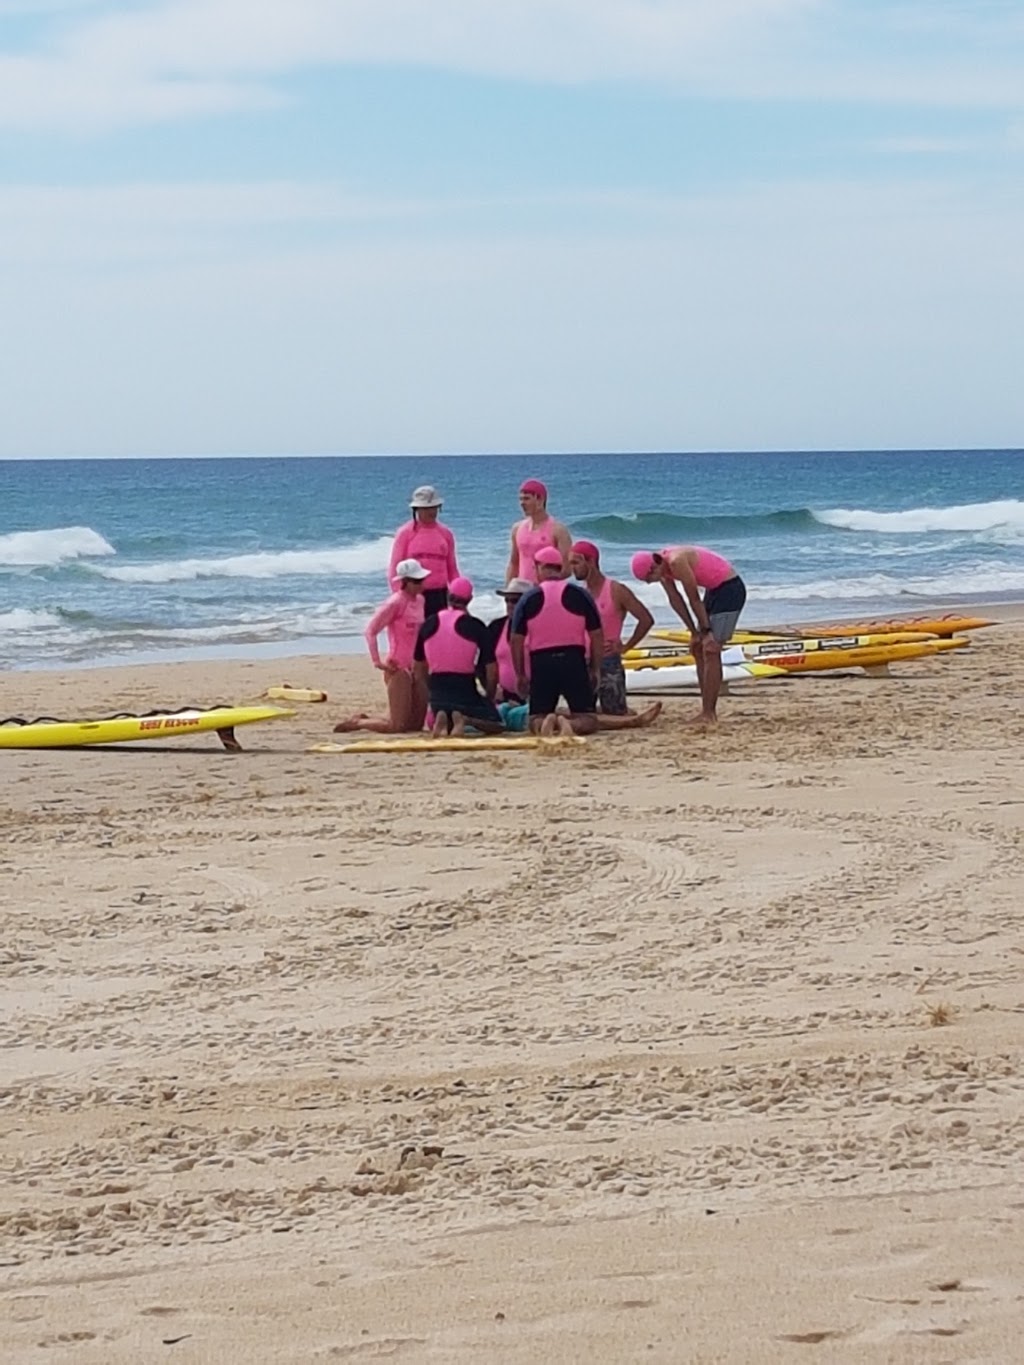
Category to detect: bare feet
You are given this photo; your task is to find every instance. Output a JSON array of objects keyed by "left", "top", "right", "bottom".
[
  {"left": 431, "top": 711, "right": 450, "bottom": 738},
  {"left": 539, "top": 713, "right": 558, "bottom": 738},
  {"left": 450, "top": 711, "right": 467, "bottom": 738},
  {"left": 555, "top": 715, "right": 575, "bottom": 737},
  {"left": 686, "top": 711, "right": 717, "bottom": 727},
  {"left": 636, "top": 702, "right": 663, "bottom": 727},
  {"left": 333, "top": 713, "right": 368, "bottom": 733}
]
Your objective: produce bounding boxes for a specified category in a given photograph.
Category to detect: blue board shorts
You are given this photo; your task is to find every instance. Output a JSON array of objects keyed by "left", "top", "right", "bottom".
[{"left": 497, "top": 701, "right": 530, "bottom": 733}]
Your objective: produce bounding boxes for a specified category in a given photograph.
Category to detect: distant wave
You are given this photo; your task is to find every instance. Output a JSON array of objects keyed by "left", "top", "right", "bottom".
[
  {"left": 756, "top": 563, "right": 1024, "bottom": 602},
  {"left": 571, "top": 509, "right": 816, "bottom": 542},
  {"left": 813, "top": 499, "right": 1024, "bottom": 535},
  {"left": 573, "top": 499, "right": 1024, "bottom": 544},
  {"left": 0, "top": 526, "right": 115, "bottom": 567},
  {"left": 92, "top": 536, "right": 393, "bottom": 584}
]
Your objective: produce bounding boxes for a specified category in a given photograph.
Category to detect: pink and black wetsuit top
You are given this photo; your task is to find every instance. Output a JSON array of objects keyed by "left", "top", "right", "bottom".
[
  {"left": 515, "top": 517, "right": 560, "bottom": 582},
  {"left": 364, "top": 590, "right": 425, "bottom": 672},
  {"left": 510, "top": 579, "right": 600, "bottom": 656},
  {"left": 510, "top": 580, "right": 602, "bottom": 716},
  {"left": 414, "top": 608, "right": 498, "bottom": 720}
]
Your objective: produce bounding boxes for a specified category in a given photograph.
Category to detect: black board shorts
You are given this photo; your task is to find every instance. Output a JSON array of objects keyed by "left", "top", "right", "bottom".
[
  {"left": 428, "top": 674, "right": 500, "bottom": 724},
  {"left": 703, "top": 575, "right": 747, "bottom": 643},
  {"left": 422, "top": 587, "right": 449, "bottom": 619},
  {"left": 529, "top": 647, "right": 596, "bottom": 716}
]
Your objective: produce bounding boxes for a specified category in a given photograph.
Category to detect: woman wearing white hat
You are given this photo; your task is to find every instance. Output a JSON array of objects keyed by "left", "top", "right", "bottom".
[
  {"left": 333, "top": 558, "right": 431, "bottom": 734},
  {"left": 388, "top": 485, "right": 460, "bottom": 618}
]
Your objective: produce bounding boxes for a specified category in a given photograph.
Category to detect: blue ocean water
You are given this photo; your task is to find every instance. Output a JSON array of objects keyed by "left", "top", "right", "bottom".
[{"left": 1, "top": 450, "right": 1023, "bottom": 670}]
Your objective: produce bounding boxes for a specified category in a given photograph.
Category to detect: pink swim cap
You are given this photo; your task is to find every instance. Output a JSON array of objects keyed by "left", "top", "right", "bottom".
[
  {"left": 571, "top": 539, "right": 600, "bottom": 563},
  {"left": 534, "top": 546, "right": 563, "bottom": 567},
  {"left": 449, "top": 576, "right": 474, "bottom": 601},
  {"left": 519, "top": 478, "right": 548, "bottom": 500},
  {"left": 631, "top": 551, "right": 657, "bottom": 581}
]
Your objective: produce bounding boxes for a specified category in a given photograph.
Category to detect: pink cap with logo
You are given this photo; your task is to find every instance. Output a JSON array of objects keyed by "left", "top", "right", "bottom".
[
  {"left": 630, "top": 551, "right": 657, "bottom": 581},
  {"left": 534, "top": 546, "right": 563, "bottom": 568},
  {"left": 519, "top": 478, "right": 548, "bottom": 499}
]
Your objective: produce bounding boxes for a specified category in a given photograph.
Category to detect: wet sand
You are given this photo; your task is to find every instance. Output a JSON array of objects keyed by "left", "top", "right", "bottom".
[{"left": 2, "top": 615, "right": 1024, "bottom": 1361}]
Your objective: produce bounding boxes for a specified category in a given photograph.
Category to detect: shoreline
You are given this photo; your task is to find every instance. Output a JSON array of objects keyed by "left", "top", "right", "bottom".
[{"left": 8, "top": 598, "right": 1024, "bottom": 677}]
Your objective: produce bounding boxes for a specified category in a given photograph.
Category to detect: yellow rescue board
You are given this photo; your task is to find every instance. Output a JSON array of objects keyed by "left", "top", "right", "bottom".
[
  {"left": 653, "top": 617, "right": 993, "bottom": 644},
  {"left": 747, "top": 614, "right": 995, "bottom": 639},
  {"left": 640, "top": 630, "right": 936, "bottom": 656},
  {"left": 629, "top": 639, "right": 967, "bottom": 674},
  {"left": 265, "top": 686, "right": 328, "bottom": 703},
  {"left": 309, "top": 735, "right": 585, "bottom": 754},
  {"left": 0, "top": 705, "right": 294, "bottom": 749}
]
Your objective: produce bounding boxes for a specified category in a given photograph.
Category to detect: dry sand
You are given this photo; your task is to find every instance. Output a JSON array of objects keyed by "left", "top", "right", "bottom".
[{"left": 2, "top": 618, "right": 1024, "bottom": 1362}]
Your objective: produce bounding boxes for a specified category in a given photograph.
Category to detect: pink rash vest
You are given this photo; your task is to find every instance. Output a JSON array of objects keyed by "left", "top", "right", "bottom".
[{"left": 364, "top": 590, "right": 424, "bottom": 671}]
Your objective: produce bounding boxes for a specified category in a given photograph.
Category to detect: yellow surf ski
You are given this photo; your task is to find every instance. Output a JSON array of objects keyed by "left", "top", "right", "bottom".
[{"left": 0, "top": 705, "right": 294, "bottom": 750}]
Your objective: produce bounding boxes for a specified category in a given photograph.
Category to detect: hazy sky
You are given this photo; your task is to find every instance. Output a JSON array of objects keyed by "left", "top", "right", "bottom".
[{"left": 2, "top": 0, "right": 1023, "bottom": 457}]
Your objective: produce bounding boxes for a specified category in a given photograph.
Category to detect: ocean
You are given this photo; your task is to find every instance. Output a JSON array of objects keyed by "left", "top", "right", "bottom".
[{"left": 2, "top": 449, "right": 1022, "bottom": 671}]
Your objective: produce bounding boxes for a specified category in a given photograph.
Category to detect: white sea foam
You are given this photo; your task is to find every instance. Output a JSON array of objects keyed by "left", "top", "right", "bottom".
[
  {"left": 0, "top": 526, "right": 115, "bottom": 567},
  {"left": 0, "top": 607, "right": 62, "bottom": 631},
  {"left": 755, "top": 563, "right": 1024, "bottom": 602},
  {"left": 814, "top": 499, "right": 1024, "bottom": 535},
  {"left": 94, "top": 537, "right": 392, "bottom": 583}
]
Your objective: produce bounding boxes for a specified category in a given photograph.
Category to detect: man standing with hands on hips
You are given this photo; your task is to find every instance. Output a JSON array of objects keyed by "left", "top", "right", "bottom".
[{"left": 631, "top": 545, "right": 747, "bottom": 725}]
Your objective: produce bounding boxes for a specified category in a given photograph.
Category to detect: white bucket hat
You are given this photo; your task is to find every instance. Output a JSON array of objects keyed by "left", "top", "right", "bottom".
[
  {"left": 394, "top": 557, "right": 430, "bottom": 581},
  {"left": 410, "top": 485, "right": 443, "bottom": 509}
]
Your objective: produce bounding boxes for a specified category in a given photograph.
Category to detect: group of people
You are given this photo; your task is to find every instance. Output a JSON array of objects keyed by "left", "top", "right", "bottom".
[{"left": 334, "top": 479, "right": 748, "bottom": 737}]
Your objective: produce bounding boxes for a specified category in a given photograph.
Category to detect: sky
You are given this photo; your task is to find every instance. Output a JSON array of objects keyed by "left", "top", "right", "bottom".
[{"left": 1, "top": 0, "right": 1023, "bottom": 458}]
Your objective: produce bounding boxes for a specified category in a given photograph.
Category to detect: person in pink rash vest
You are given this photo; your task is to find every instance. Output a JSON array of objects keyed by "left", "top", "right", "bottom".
[
  {"left": 631, "top": 545, "right": 747, "bottom": 725},
  {"left": 569, "top": 539, "right": 654, "bottom": 716},
  {"left": 387, "top": 485, "right": 460, "bottom": 618},
  {"left": 510, "top": 545, "right": 603, "bottom": 734},
  {"left": 506, "top": 478, "right": 572, "bottom": 583},
  {"left": 333, "top": 558, "right": 430, "bottom": 734}
]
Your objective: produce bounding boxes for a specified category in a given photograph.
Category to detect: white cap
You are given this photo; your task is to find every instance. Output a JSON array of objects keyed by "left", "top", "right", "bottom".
[
  {"left": 410, "top": 485, "right": 443, "bottom": 509},
  {"left": 394, "top": 557, "right": 430, "bottom": 581}
]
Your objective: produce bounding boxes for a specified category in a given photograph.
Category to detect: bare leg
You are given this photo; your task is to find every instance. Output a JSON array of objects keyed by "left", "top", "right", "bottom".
[
  {"left": 462, "top": 712, "right": 507, "bottom": 736},
  {"left": 409, "top": 673, "right": 428, "bottom": 733},
  {"left": 560, "top": 712, "right": 600, "bottom": 736},
  {"left": 333, "top": 712, "right": 371, "bottom": 732},
  {"left": 699, "top": 642, "right": 722, "bottom": 723},
  {"left": 592, "top": 700, "right": 662, "bottom": 730},
  {"left": 333, "top": 671, "right": 424, "bottom": 734},
  {"left": 538, "top": 713, "right": 558, "bottom": 737}
]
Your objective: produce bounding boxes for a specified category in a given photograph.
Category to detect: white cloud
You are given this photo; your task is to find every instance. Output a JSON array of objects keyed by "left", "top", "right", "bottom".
[
  {"left": 1, "top": 0, "right": 1023, "bottom": 131},
  {"left": 2, "top": 172, "right": 1022, "bottom": 456}
]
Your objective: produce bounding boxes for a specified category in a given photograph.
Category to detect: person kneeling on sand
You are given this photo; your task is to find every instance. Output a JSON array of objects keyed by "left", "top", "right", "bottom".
[
  {"left": 333, "top": 557, "right": 430, "bottom": 734},
  {"left": 510, "top": 545, "right": 604, "bottom": 735},
  {"left": 413, "top": 577, "right": 505, "bottom": 737}
]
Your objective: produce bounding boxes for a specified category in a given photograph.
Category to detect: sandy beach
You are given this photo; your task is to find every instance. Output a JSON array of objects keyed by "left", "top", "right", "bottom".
[{"left": 3, "top": 614, "right": 1024, "bottom": 1363}]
